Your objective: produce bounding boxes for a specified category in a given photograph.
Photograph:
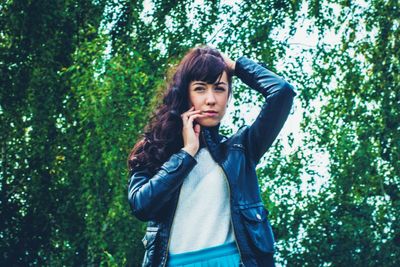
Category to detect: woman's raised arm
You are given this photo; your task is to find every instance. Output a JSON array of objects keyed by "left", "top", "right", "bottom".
[{"left": 234, "top": 56, "right": 297, "bottom": 165}]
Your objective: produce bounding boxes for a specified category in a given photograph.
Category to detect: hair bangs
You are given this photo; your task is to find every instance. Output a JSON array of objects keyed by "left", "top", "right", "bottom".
[{"left": 189, "top": 54, "right": 226, "bottom": 84}]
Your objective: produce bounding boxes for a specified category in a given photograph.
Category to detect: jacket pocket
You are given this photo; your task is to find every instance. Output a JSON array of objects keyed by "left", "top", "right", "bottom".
[
  {"left": 141, "top": 226, "right": 159, "bottom": 267},
  {"left": 240, "top": 205, "right": 275, "bottom": 254}
]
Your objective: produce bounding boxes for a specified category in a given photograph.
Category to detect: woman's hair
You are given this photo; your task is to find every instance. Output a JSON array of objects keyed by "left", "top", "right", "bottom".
[{"left": 127, "top": 45, "right": 233, "bottom": 176}]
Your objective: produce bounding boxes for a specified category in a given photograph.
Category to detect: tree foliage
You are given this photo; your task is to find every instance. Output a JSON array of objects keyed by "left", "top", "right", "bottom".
[{"left": 1, "top": 0, "right": 398, "bottom": 266}]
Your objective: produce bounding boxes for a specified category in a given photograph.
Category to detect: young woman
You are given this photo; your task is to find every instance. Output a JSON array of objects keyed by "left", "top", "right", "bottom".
[{"left": 127, "top": 45, "right": 297, "bottom": 267}]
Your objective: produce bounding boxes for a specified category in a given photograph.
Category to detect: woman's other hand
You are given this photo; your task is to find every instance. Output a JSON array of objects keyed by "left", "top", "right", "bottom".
[
  {"left": 220, "top": 51, "right": 236, "bottom": 75},
  {"left": 181, "top": 106, "right": 207, "bottom": 157}
]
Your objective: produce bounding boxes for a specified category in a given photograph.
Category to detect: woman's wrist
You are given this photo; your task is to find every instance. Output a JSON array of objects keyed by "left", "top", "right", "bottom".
[{"left": 182, "top": 147, "right": 197, "bottom": 157}]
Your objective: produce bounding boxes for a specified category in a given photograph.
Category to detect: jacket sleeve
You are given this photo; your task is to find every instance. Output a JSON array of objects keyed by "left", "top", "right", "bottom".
[
  {"left": 234, "top": 56, "right": 297, "bottom": 165},
  {"left": 127, "top": 149, "right": 197, "bottom": 221}
]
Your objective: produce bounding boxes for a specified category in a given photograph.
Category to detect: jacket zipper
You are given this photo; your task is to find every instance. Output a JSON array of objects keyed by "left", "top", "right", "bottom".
[
  {"left": 202, "top": 131, "right": 245, "bottom": 266},
  {"left": 162, "top": 183, "right": 182, "bottom": 267}
]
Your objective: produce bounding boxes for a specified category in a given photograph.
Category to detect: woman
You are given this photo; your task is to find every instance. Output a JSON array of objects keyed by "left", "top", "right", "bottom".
[{"left": 127, "top": 45, "right": 297, "bottom": 267}]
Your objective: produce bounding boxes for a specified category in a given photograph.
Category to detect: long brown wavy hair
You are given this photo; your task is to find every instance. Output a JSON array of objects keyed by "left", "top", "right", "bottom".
[{"left": 127, "top": 45, "right": 233, "bottom": 176}]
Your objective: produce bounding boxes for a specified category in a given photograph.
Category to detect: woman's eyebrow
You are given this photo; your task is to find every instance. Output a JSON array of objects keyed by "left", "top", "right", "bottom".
[
  {"left": 214, "top": 82, "right": 227, "bottom": 85},
  {"left": 192, "top": 81, "right": 227, "bottom": 85}
]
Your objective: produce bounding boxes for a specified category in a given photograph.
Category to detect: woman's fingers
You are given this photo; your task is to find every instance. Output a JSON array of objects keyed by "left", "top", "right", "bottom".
[
  {"left": 183, "top": 114, "right": 206, "bottom": 128},
  {"left": 220, "top": 52, "right": 235, "bottom": 74},
  {"left": 193, "top": 123, "right": 201, "bottom": 137},
  {"left": 187, "top": 113, "right": 206, "bottom": 125},
  {"left": 182, "top": 110, "right": 201, "bottom": 119},
  {"left": 181, "top": 107, "right": 205, "bottom": 126},
  {"left": 180, "top": 107, "right": 206, "bottom": 154},
  {"left": 181, "top": 106, "right": 195, "bottom": 118}
]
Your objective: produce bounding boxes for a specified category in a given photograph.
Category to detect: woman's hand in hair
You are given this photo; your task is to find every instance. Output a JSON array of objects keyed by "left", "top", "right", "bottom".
[
  {"left": 181, "top": 106, "right": 207, "bottom": 157},
  {"left": 220, "top": 51, "right": 236, "bottom": 75}
]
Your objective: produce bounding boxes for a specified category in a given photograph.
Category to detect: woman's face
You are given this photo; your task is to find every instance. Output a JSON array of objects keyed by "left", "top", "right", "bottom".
[{"left": 188, "top": 71, "right": 230, "bottom": 127}]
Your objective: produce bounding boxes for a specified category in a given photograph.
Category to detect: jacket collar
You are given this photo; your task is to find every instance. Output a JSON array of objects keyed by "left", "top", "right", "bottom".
[{"left": 199, "top": 122, "right": 223, "bottom": 149}]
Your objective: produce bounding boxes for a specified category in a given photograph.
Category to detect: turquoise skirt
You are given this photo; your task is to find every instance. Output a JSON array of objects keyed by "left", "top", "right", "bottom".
[{"left": 166, "top": 241, "right": 241, "bottom": 267}]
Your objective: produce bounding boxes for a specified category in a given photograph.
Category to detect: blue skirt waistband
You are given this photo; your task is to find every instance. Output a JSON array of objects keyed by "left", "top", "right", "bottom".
[{"left": 167, "top": 241, "right": 240, "bottom": 266}]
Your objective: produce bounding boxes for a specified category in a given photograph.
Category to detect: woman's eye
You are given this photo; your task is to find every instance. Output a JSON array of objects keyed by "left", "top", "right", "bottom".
[{"left": 194, "top": 87, "right": 225, "bottom": 91}]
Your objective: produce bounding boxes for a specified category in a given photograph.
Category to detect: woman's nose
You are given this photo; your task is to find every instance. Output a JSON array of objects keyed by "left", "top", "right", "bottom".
[{"left": 205, "top": 91, "right": 216, "bottom": 105}]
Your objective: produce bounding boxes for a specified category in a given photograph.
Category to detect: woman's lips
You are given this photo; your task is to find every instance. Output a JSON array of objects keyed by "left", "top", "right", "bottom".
[{"left": 203, "top": 111, "right": 218, "bottom": 117}]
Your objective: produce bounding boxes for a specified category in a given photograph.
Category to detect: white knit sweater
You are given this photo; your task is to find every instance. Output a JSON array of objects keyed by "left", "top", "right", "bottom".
[{"left": 168, "top": 147, "right": 235, "bottom": 254}]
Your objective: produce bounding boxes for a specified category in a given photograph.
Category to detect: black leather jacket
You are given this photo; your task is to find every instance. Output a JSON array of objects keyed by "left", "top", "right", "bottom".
[{"left": 128, "top": 56, "right": 297, "bottom": 267}]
